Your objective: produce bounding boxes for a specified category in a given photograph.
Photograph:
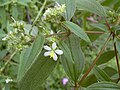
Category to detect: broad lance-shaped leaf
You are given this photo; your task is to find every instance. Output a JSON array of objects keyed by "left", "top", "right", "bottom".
[
  {"left": 17, "top": 34, "right": 45, "bottom": 81},
  {"left": 17, "top": 0, "right": 31, "bottom": 6},
  {"left": 63, "top": 21, "right": 90, "bottom": 42},
  {"left": 60, "top": 41, "right": 75, "bottom": 81},
  {"left": 86, "top": 81, "right": 120, "bottom": 90},
  {"left": 93, "top": 66, "right": 111, "bottom": 82},
  {"left": 19, "top": 52, "right": 57, "bottom": 90},
  {"left": 90, "top": 23, "right": 107, "bottom": 32},
  {"left": 81, "top": 74, "right": 97, "bottom": 87},
  {"left": 55, "top": 0, "right": 76, "bottom": 21},
  {"left": 76, "top": 0, "right": 107, "bottom": 17},
  {"left": 96, "top": 50, "right": 115, "bottom": 65},
  {"left": 60, "top": 34, "right": 85, "bottom": 82}
]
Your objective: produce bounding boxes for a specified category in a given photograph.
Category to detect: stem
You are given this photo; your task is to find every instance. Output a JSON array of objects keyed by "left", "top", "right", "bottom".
[
  {"left": 83, "top": 15, "right": 87, "bottom": 30},
  {"left": 85, "top": 31, "right": 105, "bottom": 34},
  {"left": 74, "top": 82, "right": 79, "bottom": 90},
  {"left": 105, "top": 19, "right": 111, "bottom": 31},
  {"left": 25, "top": 7, "right": 32, "bottom": 24},
  {"left": 32, "top": 0, "right": 47, "bottom": 25},
  {"left": 78, "top": 33, "right": 112, "bottom": 87},
  {"left": 112, "top": 33, "right": 120, "bottom": 83},
  {"left": 114, "top": 42, "right": 120, "bottom": 83},
  {"left": 46, "top": 32, "right": 66, "bottom": 38},
  {"left": 0, "top": 50, "right": 17, "bottom": 74},
  {"left": 45, "top": 31, "right": 105, "bottom": 38}
]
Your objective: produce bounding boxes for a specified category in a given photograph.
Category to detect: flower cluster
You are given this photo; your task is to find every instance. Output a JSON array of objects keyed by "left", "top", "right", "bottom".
[
  {"left": 2, "top": 21, "right": 32, "bottom": 51},
  {"left": 42, "top": 3, "right": 66, "bottom": 22},
  {"left": 44, "top": 42, "right": 63, "bottom": 61}
]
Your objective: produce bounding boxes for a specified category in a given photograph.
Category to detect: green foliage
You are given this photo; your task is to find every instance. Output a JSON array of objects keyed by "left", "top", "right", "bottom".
[
  {"left": 86, "top": 81, "right": 120, "bottom": 90},
  {"left": 60, "top": 34, "right": 85, "bottom": 82},
  {"left": 76, "top": 0, "right": 107, "bottom": 17},
  {"left": 55, "top": 0, "right": 76, "bottom": 21},
  {"left": 0, "top": 0, "right": 120, "bottom": 90},
  {"left": 63, "top": 21, "right": 90, "bottom": 42}
]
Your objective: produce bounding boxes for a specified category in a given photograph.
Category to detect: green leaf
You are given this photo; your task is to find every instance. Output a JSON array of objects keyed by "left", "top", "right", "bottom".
[
  {"left": 93, "top": 66, "right": 111, "bottom": 82},
  {"left": 86, "top": 81, "right": 120, "bottom": 90},
  {"left": 60, "top": 41, "right": 75, "bottom": 81},
  {"left": 17, "top": 34, "right": 45, "bottom": 81},
  {"left": 0, "top": 29, "right": 6, "bottom": 39},
  {"left": 31, "top": 26, "right": 38, "bottom": 37},
  {"left": 96, "top": 51, "right": 115, "bottom": 65},
  {"left": 0, "top": 7, "right": 7, "bottom": 29},
  {"left": 0, "top": 1, "right": 11, "bottom": 7},
  {"left": 18, "top": 34, "right": 57, "bottom": 90},
  {"left": 55, "top": 0, "right": 76, "bottom": 21},
  {"left": 63, "top": 21, "right": 90, "bottom": 42},
  {"left": 103, "top": 67, "right": 117, "bottom": 77},
  {"left": 11, "top": 6, "right": 19, "bottom": 20},
  {"left": 76, "top": 0, "right": 107, "bottom": 17},
  {"left": 90, "top": 23, "right": 107, "bottom": 32},
  {"left": 81, "top": 74, "right": 97, "bottom": 87},
  {"left": 19, "top": 53, "right": 57, "bottom": 90},
  {"left": 60, "top": 34, "right": 85, "bottom": 82},
  {"left": 5, "top": 83, "right": 10, "bottom": 90},
  {"left": 17, "top": 0, "right": 31, "bottom": 6},
  {"left": 0, "top": 49, "right": 7, "bottom": 60},
  {"left": 101, "top": 0, "right": 119, "bottom": 7}
]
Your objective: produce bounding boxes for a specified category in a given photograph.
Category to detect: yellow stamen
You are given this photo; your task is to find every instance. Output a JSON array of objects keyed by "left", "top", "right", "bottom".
[{"left": 50, "top": 51, "right": 54, "bottom": 58}]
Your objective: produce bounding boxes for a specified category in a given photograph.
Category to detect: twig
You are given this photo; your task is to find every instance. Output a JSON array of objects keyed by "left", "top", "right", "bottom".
[
  {"left": 45, "top": 31, "right": 105, "bottom": 38},
  {"left": 0, "top": 50, "right": 17, "bottom": 74},
  {"left": 32, "top": 0, "right": 47, "bottom": 25},
  {"left": 85, "top": 31, "right": 105, "bottom": 34},
  {"left": 25, "top": 7, "right": 32, "bottom": 24},
  {"left": 78, "top": 33, "right": 112, "bottom": 87},
  {"left": 45, "top": 32, "right": 66, "bottom": 38},
  {"left": 105, "top": 19, "right": 111, "bottom": 31},
  {"left": 112, "top": 33, "right": 120, "bottom": 83}
]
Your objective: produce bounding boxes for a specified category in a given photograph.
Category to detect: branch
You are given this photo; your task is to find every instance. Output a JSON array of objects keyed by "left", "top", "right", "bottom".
[
  {"left": 112, "top": 33, "right": 120, "bottom": 83},
  {"left": 25, "top": 7, "right": 32, "bottom": 24},
  {"left": 45, "top": 31, "right": 105, "bottom": 38},
  {"left": 33, "top": 0, "right": 47, "bottom": 25},
  {"left": 85, "top": 31, "right": 105, "bottom": 34},
  {"left": 78, "top": 33, "right": 112, "bottom": 87},
  {"left": 0, "top": 50, "right": 17, "bottom": 74},
  {"left": 105, "top": 19, "right": 111, "bottom": 31}
]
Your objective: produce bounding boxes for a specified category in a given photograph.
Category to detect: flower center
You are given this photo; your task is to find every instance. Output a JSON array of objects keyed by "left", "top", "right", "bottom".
[{"left": 50, "top": 51, "right": 54, "bottom": 58}]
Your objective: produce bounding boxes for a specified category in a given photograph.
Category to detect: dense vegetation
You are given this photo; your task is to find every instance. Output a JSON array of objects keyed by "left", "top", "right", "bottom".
[{"left": 0, "top": 0, "right": 120, "bottom": 90}]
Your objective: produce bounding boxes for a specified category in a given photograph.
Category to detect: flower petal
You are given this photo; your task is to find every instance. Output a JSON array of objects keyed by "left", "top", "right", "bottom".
[
  {"left": 44, "top": 45, "right": 51, "bottom": 50},
  {"left": 53, "top": 53, "right": 58, "bottom": 61},
  {"left": 62, "top": 78, "right": 69, "bottom": 85},
  {"left": 50, "top": 30, "right": 54, "bottom": 34},
  {"left": 44, "top": 51, "right": 51, "bottom": 56},
  {"left": 52, "top": 42, "right": 57, "bottom": 49},
  {"left": 55, "top": 50, "right": 63, "bottom": 55}
]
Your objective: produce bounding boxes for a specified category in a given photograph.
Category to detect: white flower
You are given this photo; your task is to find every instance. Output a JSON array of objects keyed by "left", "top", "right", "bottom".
[
  {"left": 2, "top": 35, "right": 8, "bottom": 41},
  {"left": 5, "top": 78, "right": 13, "bottom": 83},
  {"left": 50, "top": 30, "right": 54, "bottom": 34},
  {"left": 44, "top": 42, "right": 63, "bottom": 61}
]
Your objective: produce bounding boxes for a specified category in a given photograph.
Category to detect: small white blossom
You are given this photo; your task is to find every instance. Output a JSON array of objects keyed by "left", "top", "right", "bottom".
[
  {"left": 50, "top": 30, "right": 54, "bottom": 35},
  {"left": 44, "top": 42, "right": 63, "bottom": 61},
  {"left": 5, "top": 78, "right": 13, "bottom": 83},
  {"left": 42, "top": 4, "right": 65, "bottom": 21},
  {"left": 2, "top": 35, "right": 9, "bottom": 41}
]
